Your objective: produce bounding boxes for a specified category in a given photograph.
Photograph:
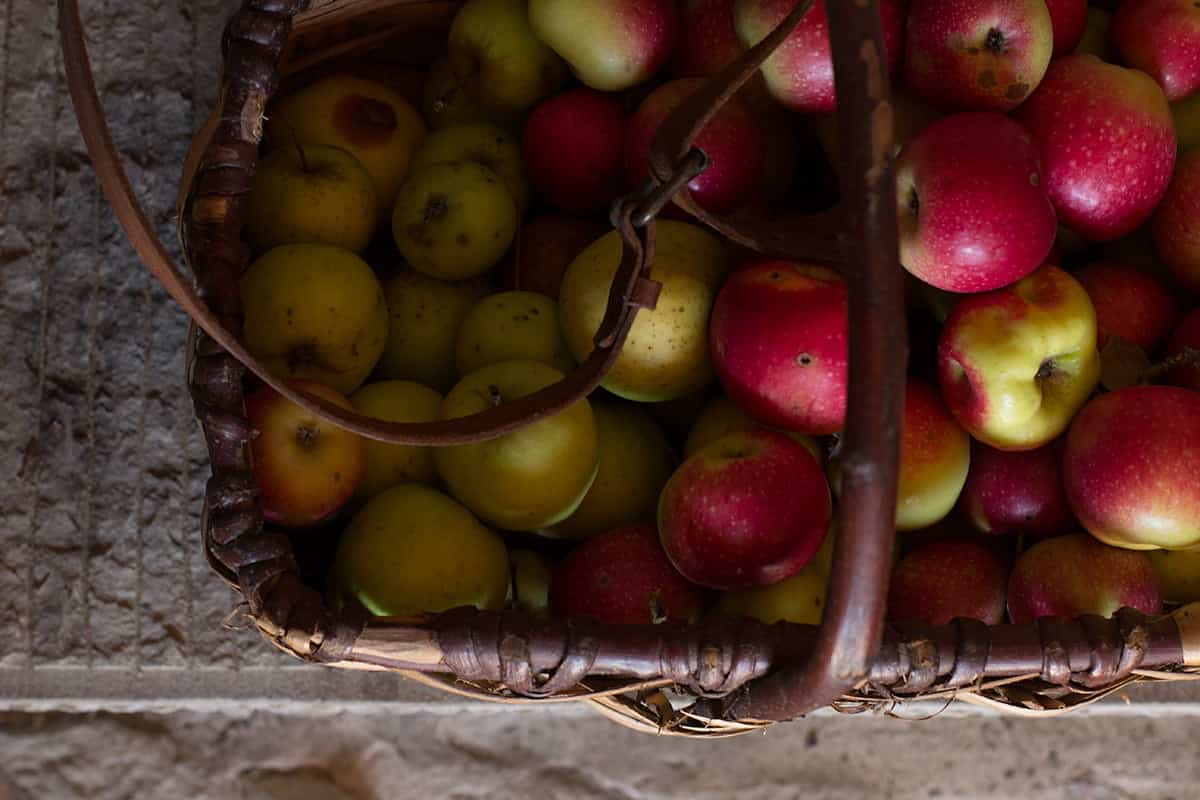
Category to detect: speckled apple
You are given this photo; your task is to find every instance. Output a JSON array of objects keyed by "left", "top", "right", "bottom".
[
  {"left": 1017, "top": 55, "right": 1177, "bottom": 242},
  {"left": 888, "top": 538, "right": 1008, "bottom": 625},
  {"left": 1007, "top": 533, "right": 1162, "bottom": 623},
  {"left": 960, "top": 439, "right": 1076, "bottom": 537},
  {"left": 896, "top": 112, "right": 1056, "bottom": 293},
  {"left": 1166, "top": 309, "right": 1200, "bottom": 392},
  {"left": 1045, "top": 0, "right": 1088, "bottom": 55},
  {"left": 1111, "top": 0, "right": 1200, "bottom": 102},
  {"left": 895, "top": 380, "right": 971, "bottom": 532},
  {"left": 1064, "top": 386, "right": 1200, "bottom": 550},
  {"left": 523, "top": 89, "right": 628, "bottom": 214},
  {"left": 1073, "top": 261, "right": 1180, "bottom": 353},
  {"left": 1152, "top": 149, "right": 1200, "bottom": 294},
  {"left": 658, "top": 429, "right": 832, "bottom": 590}
]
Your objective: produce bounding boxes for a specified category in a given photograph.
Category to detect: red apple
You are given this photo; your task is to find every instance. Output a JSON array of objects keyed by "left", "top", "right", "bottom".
[
  {"left": 960, "top": 439, "right": 1076, "bottom": 537},
  {"left": 549, "top": 524, "right": 705, "bottom": 624},
  {"left": 626, "top": 78, "right": 765, "bottom": 215},
  {"left": 1045, "top": 0, "right": 1089, "bottom": 56},
  {"left": 523, "top": 89, "right": 629, "bottom": 214},
  {"left": 888, "top": 538, "right": 1008, "bottom": 625},
  {"left": 1007, "top": 533, "right": 1163, "bottom": 623},
  {"left": 658, "top": 429, "right": 832, "bottom": 589},
  {"left": 1073, "top": 261, "right": 1181, "bottom": 353},
  {"left": 905, "top": 0, "right": 1053, "bottom": 112},
  {"left": 710, "top": 261, "right": 848, "bottom": 435},
  {"left": 1111, "top": 0, "right": 1200, "bottom": 102},
  {"left": 896, "top": 112, "right": 1056, "bottom": 293},
  {"left": 673, "top": 0, "right": 745, "bottom": 78},
  {"left": 1017, "top": 55, "right": 1177, "bottom": 242},
  {"left": 1166, "top": 309, "right": 1200, "bottom": 392},
  {"left": 1064, "top": 386, "right": 1200, "bottom": 550},
  {"left": 1152, "top": 149, "right": 1200, "bottom": 294},
  {"left": 246, "top": 379, "right": 366, "bottom": 528},
  {"left": 733, "top": 0, "right": 904, "bottom": 114},
  {"left": 508, "top": 215, "right": 607, "bottom": 300}
]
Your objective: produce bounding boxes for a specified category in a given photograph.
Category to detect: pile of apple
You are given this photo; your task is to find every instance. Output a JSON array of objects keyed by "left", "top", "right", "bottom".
[{"left": 236, "top": 0, "right": 1200, "bottom": 635}]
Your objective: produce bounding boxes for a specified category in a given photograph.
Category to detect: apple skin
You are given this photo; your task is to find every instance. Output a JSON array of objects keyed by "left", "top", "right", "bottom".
[
  {"left": 684, "top": 394, "right": 822, "bottom": 464},
  {"left": 1073, "top": 261, "right": 1180, "bottom": 353},
  {"left": 626, "top": 78, "right": 765, "bottom": 215},
  {"left": 733, "top": 0, "right": 904, "bottom": 114},
  {"left": 960, "top": 439, "right": 1076, "bottom": 538},
  {"left": 508, "top": 216, "right": 607, "bottom": 300},
  {"left": 1111, "top": 0, "right": 1200, "bottom": 102},
  {"left": 1175, "top": 92, "right": 1200, "bottom": 152},
  {"left": 1146, "top": 548, "right": 1200, "bottom": 603},
  {"left": 1152, "top": 149, "right": 1200, "bottom": 294},
  {"left": 1064, "top": 386, "right": 1200, "bottom": 550},
  {"left": 523, "top": 89, "right": 628, "bottom": 214},
  {"left": 673, "top": 0, "right": 745, "bottom": 78},
  {"left": 246, "top": 380, "right": 366, "bottom": 529},
  {"left": 894, "top": 380, "right": 971, "bottom": 532},
  {"left": 1017, "top": 55, "right": 1177, "bottom": 242},
  {"left": 888, "top": 538, "right": 1008, "bottom": 626},
  {"left": 710, "top": 261, "right": 848, "bottom": 435},
  {"left": 938, "top": 266, "right": 1101, "bottom": 451},
  {"left": 905, "top": 0, "right": 1053, "bottom": 112},
  {"left": 896, "top": 112, "right": 1056, "bottom": 293},
  {"left": 1166, "top": 309, "right": 1200, "bottom": 392},
  {"left": 549, "top": 525, "right": 705, "bottom": 624},
  {"left": 713, "top": 527, "right": 834, "bottom": 625},
  {"left": 1045, "top": 0, "right": 1088, "bottom": 56},
  {"left": 1007, "top": 533, "right": 1163, "bottom": 623},
  {"left": 529, "top": 0, "right": 677, "bottom": 92},
  {"left": 658, "top": 429, "right": 832, "bottom": 590}
]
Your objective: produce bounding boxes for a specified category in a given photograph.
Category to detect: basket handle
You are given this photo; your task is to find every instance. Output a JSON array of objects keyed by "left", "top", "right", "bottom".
[{"left": 58, "top": 0, "right": 688, "bottom": 446}]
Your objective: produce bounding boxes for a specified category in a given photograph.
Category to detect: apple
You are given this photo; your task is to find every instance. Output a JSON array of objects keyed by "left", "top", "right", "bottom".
[
  {"left": 938, "top": 265, "right": 1100, "bottom": 451},
  {"left": 455, "top": 291, "right": 574, "bottom": 377},
  {"left": 673, "top": 0, "right": 744, "bottom": 78},
  {"left": 1175, "top": 92, "right": 1200, "bottom": 152},
  {"left": 558, "top": 220, "right": 728, "bottom": 402},
  {"left": 960, "top": 439, "right": 1076, "bottom": 537},
  {"left": 1146, "top": 549, "right": 1200, "bottom": 604},
  {"left": 550, "top": 525, "right": 704, "bottom": 624},
  {"left": 244, "top": 143, "right": 377, "bottom": 255},
  {"left": 626, "top": 78, "right": 766, "bottom": 215},
  {"left": 1064, "top": 386, "right": 1200, "bottom": 550},
  {"left": 1152, "top": 149, "right": 1200, "bottom": 293},
  {"left": 1166, "top": 309, "right": 1200, "bottom": 392},
  {"left": 1007, "top": 533, "right": 1162, "bottom": 623},
  {"left": 896, "top": 112, "right": 1056, "bottom": 293},
  {"left": 905, "top": 0, "right": 1053, "bottom": 112},
  {"left": 240, "top": 245, "right": 388, "bottom": 396},
  {"left": 1073, "top": 261, "right": 1181, "bottom": 354},
  {"left": 733, "top": 0, "right": 904, "bottom": 114},
  {"left": 509, "top": 216, "right": 607, "bottom": 300},
  {"left": 522, "top": 89, "right": 629, "bottom": 214},
  {"left": 422, "top": 56, "right": 522, "bottom": 132},
  {"left": 446, "top": 0, "right": 567, "bottom": 114},
  {"left": 1046, "top": 0, "right": 1088, "bottom": 55},
  {"left": 684, "top": 394, "right": 822, "bottom": 464},
  {"left": 658, "top": 429, "right": 832, "bottom": 589},
  {"left": 529, "top": 0, "right": 678, "bottom": 92},
  {"left": 888, "top": 538, "right": 1007, "bottom": 625},
  {"left": 1017, "top": 55, "right": 1177, "bottom": 242},
  {"left": 348, "top": 381, "right": 442, "bottom": 501},
  {"left": 435, "top": 360, "right": 599, "bottom": 532},
  {"left": 331, "top": 484, "right": 510, "bottom": 616},
  {"left": 247, "top": 380, "right": 365, "bottom": 529},
  {"left": 710, "top": 261, "right": 848, "bottom": 435},
  {"left": 713, "top": 527, "right": 834, "bottom": 625},
  {"left": 266, "top": 75, "right": 426, "bottom": 216},
  {"left": 1111, "top": 0, "right": 1200, "bottom": 102},
  {"left": 509, "top": 549, "right": 553, "bottom": 617},
  {"left": 550, "top": 401, "right": 676, "bottom": 540},
  {"left": 408, "top": 122, "right": 529, "bottom": 213},
  {"left": 894, "top": 380, "right": 971, "bottom": 532}
]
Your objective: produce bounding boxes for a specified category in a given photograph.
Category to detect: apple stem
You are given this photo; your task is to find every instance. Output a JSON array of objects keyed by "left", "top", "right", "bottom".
[
  {"left": 487, "top": 384, "right": 503, "bottom": 408},
  {"left": 288, "top": 124, "right": 311, "bottom": 174},
  {"left": 1143, "top": 348, "right": 1200, "bottom": 384}
]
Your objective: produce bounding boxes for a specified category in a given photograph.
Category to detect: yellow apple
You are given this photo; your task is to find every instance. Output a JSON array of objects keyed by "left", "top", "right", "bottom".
[
  {"left": 712, "top": 528, "right": 834, "bottom": 625},
  {"left": 244, "top": 143, "right": 377, "bottom": 254},
  {"left": 422, "top": 56, "right": 523, "bottom": 131},
  {"left": 332, "top": 484, "right": 509, "bottom": 616},
  {"left": 509, "top": 549, "right": 552, "bottom": 617},
  {"left": 1146, "top": 548, "right": 1200, "bottom": 603},
  {"left": 548, "top": 401, "right": 676, "bottom": 540},
  {"left": 240, "top": 244, "right": 389, "bottom": 395},
  {"left": 266, "top": 75, "right": 426, "bottom": 216},
  {"left": 435, "top": 360, "right": 599, "bottom": 531},
  {"left": 684, "top": 394, "right": 823, "bottom": 463},
  {"left": 558, "top": 221, "right": 728, "bottom": 402},
  {"left": 392, "top": 162, "right": 517, "bottom": 281},
  {"left": 455, "top": 291, "right": 574, "bottom": 376},
  {"left": 349, "top": 380, "right": 443, "bottom": 500},
  {"left": 375, "top": 270, "right": 489, "bottom": 392},
  {"left": 408, "top": 122, "right": 528, "bottom": 213}
]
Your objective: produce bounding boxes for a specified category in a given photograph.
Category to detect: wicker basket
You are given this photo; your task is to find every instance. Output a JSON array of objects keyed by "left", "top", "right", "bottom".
[{"left": 61, "top": 0, "right": 1200, "bottom": 736}]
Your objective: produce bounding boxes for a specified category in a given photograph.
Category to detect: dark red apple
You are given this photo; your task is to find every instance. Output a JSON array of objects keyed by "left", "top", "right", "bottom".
[
  {"left": 508, "top": 215, "right": 606, "bottom": 299},
  {"left": 658, "top": 429, "right": 832, "bottom": 589},
  {"left": 1073, "top": 261, "right": 1180, "bottom": 353},
  {"left": 626, "top": 78, "right": 765, "bottom": 214},
  {"left": 960, "top": 439, "right": 1076, "bottom": 537},
  {"left": 1152, "top": 149, "right": 1200, "bottom": 294},
  {"left": 523, "top": 88, "right": 629, "bottom": 214},
  {"left": 896, "top": 112, "right": 1056, "bottom": 293},
  {"left": 1017, "top": 54, "right": 1177, "bottom": 242},
  {"left": 1046, "top": 0, "right": 1089, "bottom": 56},
  {"left": 549, "top": 524, "right": 705, "bottom": 625},
  {"left": 710, "top": 261, "right": 848, "bottom": 435},
  {"left": 1007, "top": 533, "right": 1162, "bottom": 623},
  {"left": 673, "top": 0, "right": 745, "bottom": 78},
  {"left": 1166, "top": 309, "right": 1200, "bottom": 392},
  {"left": 888, "top": 538, "right": 1008, "bottom": 625},
  {"left": 1111, "top": 0, "right": 1200, "bottom": 102}
]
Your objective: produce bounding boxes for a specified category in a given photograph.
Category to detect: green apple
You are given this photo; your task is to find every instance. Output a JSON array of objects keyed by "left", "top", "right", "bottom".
[
  {"left": 509, "top": 549, "right": 553, "bottom": 617},
  {"left": 435, "top": 360, "right": 599, "bottom": 531},
  {"left": 455, "top": 291, "right": 574, "bottom": 376},
  {"left": 240, "top": 244, "right": 388, "bottom": 395},
  {"left": 349, "top": 380, "right": 443, "bottom": 501},
  {"left": 408, "top": 122, "right": 528, "bottom": 213}
]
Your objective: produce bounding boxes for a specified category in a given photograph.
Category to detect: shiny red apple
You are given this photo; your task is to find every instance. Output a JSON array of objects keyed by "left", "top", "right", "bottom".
[
  {"left": 960, "top": 439, "right": 1076, "bottom": 537},
  {"left": 1073, "top": 261, "right": 1180, "bottom": 353},
  {"left": 1111, "top": 0, "right": 1200, "bottom": 102}
]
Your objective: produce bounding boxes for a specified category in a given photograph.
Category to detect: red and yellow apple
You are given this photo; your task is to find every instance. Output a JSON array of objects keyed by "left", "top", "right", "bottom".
[
  {"left": 960, "top": 439, "right": 1076, "bottom": 537},
  {"left": 888, "top": 538, "right": 1008, "bottom": 625},
  {"left": 1111, "top": 0, "right": 1200, "bottom": 102},
  {"left": 894, "top": 380, "right": 971, "bottom": 532}
]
